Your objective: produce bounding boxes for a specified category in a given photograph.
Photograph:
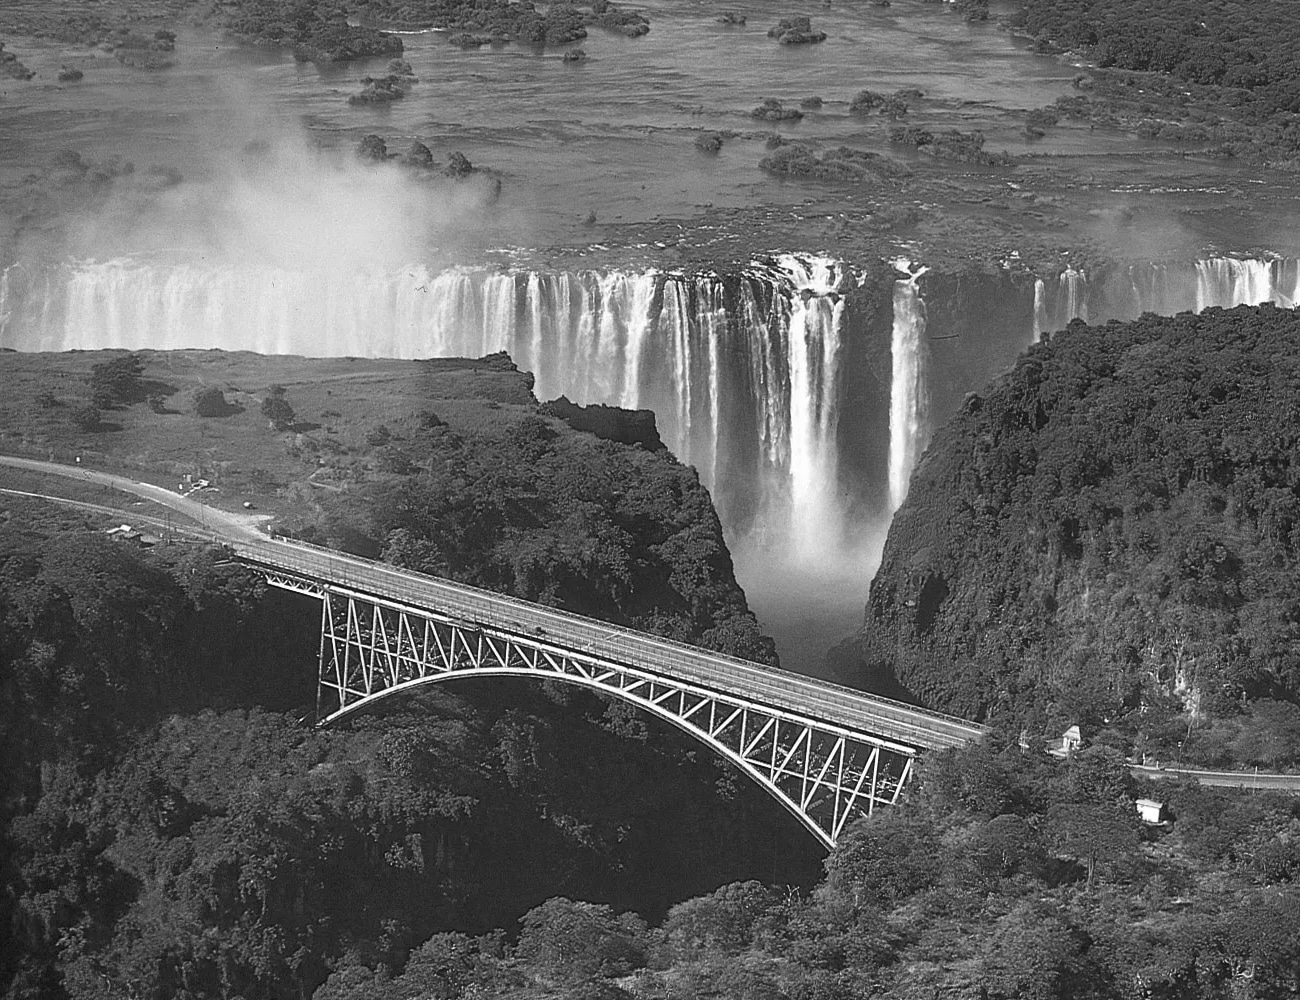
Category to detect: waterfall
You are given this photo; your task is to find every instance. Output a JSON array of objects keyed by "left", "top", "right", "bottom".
[
  {"left": 1032, "top": 277, "right": 1045, "bottom": 342},
  {"left": 1062, "top": 266, "right": 1087, "bottom": 324},
  {"left": 1, "top": 255, "right": 852, "bottom": 554},
  {"left": 1196, "top": 258, "right": 1279, "bottom": 311},
  {"left": 775, "top": 254, "right": 846, "bottom": 562},
  {"left": 1036, "top": 256, "right": 1300, "bottom": 337},
  {"left": 1030, "top": 266, "right": 1087, "bottom": 338},
  {"left": 888, "top": 260, "right": 929, "bottom": 513},
  {"left": 11, "top": 250, "right": 1298, "bottom": 580},
  {"left": 0, "top": 267, "right": 11, "bottom": 336}
]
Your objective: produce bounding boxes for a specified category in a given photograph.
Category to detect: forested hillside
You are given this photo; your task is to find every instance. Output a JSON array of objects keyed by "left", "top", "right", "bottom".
[
  {"left": 849, "top": 303, "right": 1300, "bottom": 768},
  {"left": 306, "top": 734, "right": 1300, "bottom": 1000},
  {"left": 0, "top": 353, "right": 819, "bottom": 1000},
  {"left": 11, "top": 534, "right": 1300, "bottom": 1000},
  {"left": 5, "top": 341, "right": 1300, "bottom": 1000}
]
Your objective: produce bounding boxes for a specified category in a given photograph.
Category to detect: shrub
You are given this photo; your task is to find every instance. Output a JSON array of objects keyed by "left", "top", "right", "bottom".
[
  {"left": 516, "top": 898, "right": 647, "bottom": 981},
  {"left": 87, "top": 353, "right": 145, "bottom": 407},
  {"left": 261, "top": 395, "right": 296, "bottom": 431},
  {"left": 71, "top": 405, "right": 101, "bottom": 431},
  {"left": 192, "top": 387, "right": 233, "bottom": 417}
]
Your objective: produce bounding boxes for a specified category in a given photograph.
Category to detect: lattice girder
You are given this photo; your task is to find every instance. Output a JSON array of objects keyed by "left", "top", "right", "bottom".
[{"left": 291, "top": 581, "right": 920, "bottom": 848}]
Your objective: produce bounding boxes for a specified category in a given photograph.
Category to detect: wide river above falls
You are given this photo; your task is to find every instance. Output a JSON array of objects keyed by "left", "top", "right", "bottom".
[{"left": 6, "top": 0, "right": 1283, "bottom": 254}]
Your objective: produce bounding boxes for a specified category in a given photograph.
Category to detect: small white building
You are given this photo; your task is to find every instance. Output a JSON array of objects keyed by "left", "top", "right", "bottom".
[
  {"left": 1047, "top": 724, "right": 1084, "bottom": 758},
  {"left": 1135, "top": 798, "right": 1167, "bottom": 824},
  {"left": 105, "top": 524, "right": 159, "bottom": 547}
]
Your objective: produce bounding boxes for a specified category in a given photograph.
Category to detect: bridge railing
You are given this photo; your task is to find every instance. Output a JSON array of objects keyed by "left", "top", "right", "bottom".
[{"left": 227, "top": 533, "right": 989, "bottom": 750}]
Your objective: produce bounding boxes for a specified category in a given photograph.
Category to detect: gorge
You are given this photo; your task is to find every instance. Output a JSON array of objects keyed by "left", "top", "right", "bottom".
[
  {"left": 6, "top": 0, "right": 1300, "bottom": 668},
  {"left": 4, "top": 253, "right": 1298, "bottom": 667},
  {"left": 11, "top": 0, "right": 1300, "bottom": 994}
]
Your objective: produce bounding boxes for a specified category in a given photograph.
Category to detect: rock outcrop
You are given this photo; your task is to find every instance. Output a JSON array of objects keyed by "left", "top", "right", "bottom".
[
  {"left": 751, "top": 98, "right": 803, "bottom": 122},
  {"left": 767, "top": 16, "right": 826, "bottom": 44},
  {"left": 1, "top": 41, "right": 34, "bottom": 80},
  {"left": 539, "top": 395, "right": 665, "bottom": 451}
]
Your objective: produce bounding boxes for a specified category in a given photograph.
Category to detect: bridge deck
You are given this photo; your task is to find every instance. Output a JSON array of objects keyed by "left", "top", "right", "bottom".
[{"left": 230, "top": 536, "right": 989, "bottom": 752}]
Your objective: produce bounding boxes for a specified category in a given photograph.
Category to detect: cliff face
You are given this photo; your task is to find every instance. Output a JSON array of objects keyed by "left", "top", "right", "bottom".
[{"left": 849, "top": 304, "right": 1300, "bottom": 735}]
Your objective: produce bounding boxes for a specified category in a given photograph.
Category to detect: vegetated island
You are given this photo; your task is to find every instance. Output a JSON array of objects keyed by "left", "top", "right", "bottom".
[
  {"left": 1011, "top": 0, "right": 1300, "bottom": 166},
  {"left": 351, "top": 0, "right": 649, "bottom": 47},
  {"left": 841, "top": 303, "right": 1300, "bottom": 775}
]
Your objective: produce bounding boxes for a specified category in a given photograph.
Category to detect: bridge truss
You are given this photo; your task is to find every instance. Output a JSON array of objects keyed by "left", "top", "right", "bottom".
[{"left": 265, "top": 572, "right": 917, "bottom": 848}]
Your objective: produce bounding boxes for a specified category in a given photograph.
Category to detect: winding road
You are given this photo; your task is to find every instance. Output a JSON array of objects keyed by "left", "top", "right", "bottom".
[
  {"left": 0, "top": 453, "right": 988, "bottom": 752},
  {"left": 6, "top": 454, "right": 1300, "bottom": 789},
  {"left": 0, "top": 454, "right": 268, "bottom": 540}
]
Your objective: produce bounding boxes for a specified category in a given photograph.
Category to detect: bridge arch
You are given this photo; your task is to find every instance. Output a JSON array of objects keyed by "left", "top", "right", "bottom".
[
  {"left": 326, "top": 663, "right": 915, "bottom": 849},
  {"left": 280, "top": 579, "right": 920, "bottom": 849}
]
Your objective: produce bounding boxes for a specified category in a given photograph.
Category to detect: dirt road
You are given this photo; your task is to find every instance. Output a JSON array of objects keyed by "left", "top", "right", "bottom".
[{"left": 0, "top": 455, "right": 269, "bottom": 540}]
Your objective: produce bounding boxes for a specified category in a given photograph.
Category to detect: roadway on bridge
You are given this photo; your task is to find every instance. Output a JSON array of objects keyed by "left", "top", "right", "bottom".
[
  {"left": 234, "top": 533, "right": 988, "bottom": 751},
  {"left": 8, "top": 456, "right": 1300, "bottom": 788},
  {"left": 1, "top": 454, "right": 987, "bottom": 752}
]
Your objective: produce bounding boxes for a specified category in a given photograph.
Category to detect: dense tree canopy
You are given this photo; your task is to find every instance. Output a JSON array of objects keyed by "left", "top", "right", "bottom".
[
  {"left": 307, "top": 736, "right": 1300, "bottom": 1000},
  {"left": 0, "top": 383, "right": 802, "bottom": 1000},
  {"left": 1015, "top": 0, "right": 1300, "bottom": 112},
  {"left": 292, "top": 405, "right": 777, "bottom": 665},
  {"left": 852, "top": 303, "right": 1300, "bottom": 765}
]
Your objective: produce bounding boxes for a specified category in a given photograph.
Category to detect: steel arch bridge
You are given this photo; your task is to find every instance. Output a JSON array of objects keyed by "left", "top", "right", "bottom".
[{"left": 232, "top": 537, "right": 987, "bottom": 849}]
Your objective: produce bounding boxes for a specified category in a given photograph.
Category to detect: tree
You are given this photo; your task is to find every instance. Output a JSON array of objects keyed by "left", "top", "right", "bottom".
[
  {"left": 191, "top": 386, "right": 233, "bottom": 417},
  {"left": 660, "top": 881, "right": 777, "bottom": 960},
  {"left": 969, "top": 814, "right": 1048, "bottom": 883},
  {"left": 823, "top": 811, "right": 940, "bottom": 908},
  {"left": 980, "top": 900, "right": 1098, "bottom": 1000},
  {"left": 375, "top": 447, "right": 414, "bottom": 475},
  {"left": 262, "top": 394, "right": 296, "bottom": 431},
  {"left": 70, "top": 405, "right": 101, "bottom": 431},
  {"left": 1044, "top": 802, "right": 1139, "bottom": 887},
  {"left": 515, "top": 898, "right": 647, "bottom": 981},
  {"left": 87, "top": 353, "right": 145, "bottom": 407},
  {"left": 357, "top": 134, "right": 388, "bottom": 161}
]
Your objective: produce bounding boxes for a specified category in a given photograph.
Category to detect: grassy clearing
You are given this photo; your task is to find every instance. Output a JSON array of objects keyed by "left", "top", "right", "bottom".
[{"left": 0, "top": 348, "right": 543, "bottom": 518}]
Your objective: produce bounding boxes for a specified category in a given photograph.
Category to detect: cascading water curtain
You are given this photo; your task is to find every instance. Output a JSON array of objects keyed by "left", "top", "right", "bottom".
[
  {"left": 1033, "top": 257, "right": 1300, "bottom": 338},
  {"left": 11, "top": 255, "right": 849, "bottom": 554},
  {"left": 769, "top": 255, "right": 846, "bottom": 561},
  {"left": 888, "top": 261, "right": 929, "bottom": 513},
  {"left": 1033, "top": 265, "right": 1088, "bottom": 338}
]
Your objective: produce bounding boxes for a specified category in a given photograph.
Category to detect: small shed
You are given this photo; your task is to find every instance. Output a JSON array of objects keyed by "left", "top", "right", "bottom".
[
  {"left": 1135, "top": 798, "right": 1167, "bottom": 824},
  {"left": 105, "top": 524, "right": 159, "bottom": 547},
  {"left": 1048, "top": 724, "right": 1084, "bottom": 758}
]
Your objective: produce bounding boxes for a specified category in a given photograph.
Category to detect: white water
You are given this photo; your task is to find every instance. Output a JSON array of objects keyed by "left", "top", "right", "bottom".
[
  {"left": 3, "top": 250, "right": 1298, "bottom": 671},
  {"left": 1195, "top": 258, "right": 1284, "bottom": 310},
  {"left": 1032, "top": 278, "right": 1045, "bottom": 343},
  {"left": 1035, "top": 256, "right": 1300, "bottom": 334},
  {"left": 888, "top": 260, "right": 929, "bottom": 513},
  {"left": 777, "top": 254, "right": 846, "bottom": 565},
  {"left": 1034, "top": 265, "right": 1088, "bottom": 335},
  {"left": 4, "top": 254, "right": 854, "bottom": 561}
]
